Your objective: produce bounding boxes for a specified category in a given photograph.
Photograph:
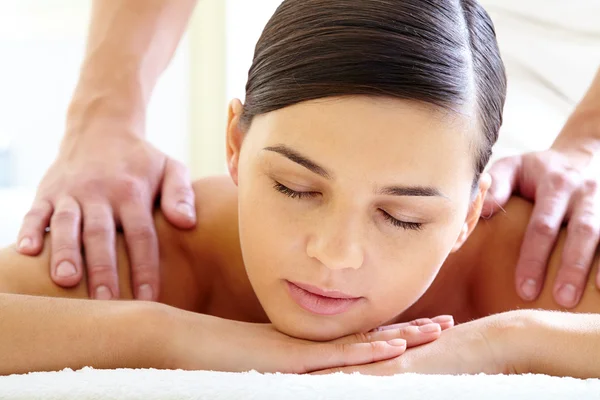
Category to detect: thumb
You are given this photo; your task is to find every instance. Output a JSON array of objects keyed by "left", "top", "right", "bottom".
[
  {"left": 481, "top": 156, "right": 522, "bottom": 218},
  {"left": 160, "top": 158, "right": 197, "bottom": 229}
]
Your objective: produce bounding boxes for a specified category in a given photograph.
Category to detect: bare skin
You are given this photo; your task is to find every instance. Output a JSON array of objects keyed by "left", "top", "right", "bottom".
[
  {"left": 1, "top": 97, "right": 600, "bottom": 377},
  {"left": 2, "top": 176, "right": 599, "bottom": 322}
]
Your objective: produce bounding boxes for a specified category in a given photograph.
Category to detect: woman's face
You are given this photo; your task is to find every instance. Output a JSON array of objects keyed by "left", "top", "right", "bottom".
[{"left": 227, "top": 96, "right": 488, "bottom": 341}]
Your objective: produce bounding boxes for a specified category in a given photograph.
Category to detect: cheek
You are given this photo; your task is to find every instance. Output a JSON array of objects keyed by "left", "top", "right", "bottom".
[
  {"left": 367, "top": 225, "right": 461, "bottom": 318},
  {"left": 237, "top": 174, "right": 303, "bottom": 285}
]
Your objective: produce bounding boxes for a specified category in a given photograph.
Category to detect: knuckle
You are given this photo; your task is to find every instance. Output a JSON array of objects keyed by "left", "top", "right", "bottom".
[
  {"left": 353, "top": 332, "right": 371, "bottom": 343},
  {"left": 51, "top": 209, "right": 79, "bottom": 224},
  {"left": 583, "top": 179, "right": 598, "bottom": 195},
  {"left": 571, "top": 220, "right": 598, "bottom": 237},
  {"left": 117, "top": 178, "right": 144, "bottom": 201},
  {"left": 81, "top": 177, "right": 105, "bottom": 193},
  {"left": 126, "top": 225, "right": 155, "bottom": 243},
  {"left": 519, "top": 257, "right": 547, "bottom": 276},
  {"left": 530, "top": 216, "right": 557, "bottom": 238},
  {"left": 130, "top": 263, "right": 159, "bottom": 287},
  {"left": 24, "top": 208, "right": 45, "bottom": 220},
  {"left": 563, "top": 259, "right": 590, "bottom": 274},
  {"left": 367, "top": 341, "right": 386, "bottom": 362},
  {"left": 87, "top": 263, "right": 117, "bottom": 276},
  {"left": 52, "top": 243, "right": 80, "bottom": 259},
  {"left": 548, "top": 171, "right": 572, "bottom": 191},
  {"left": 412, "top": 318, "right": 432, "bottom": 326},
  {"left": 83, "top": 223, "right": 113, "bottom": 242},
  {"left": 171, "top": 185, "right": 194, "bottom": 200}
]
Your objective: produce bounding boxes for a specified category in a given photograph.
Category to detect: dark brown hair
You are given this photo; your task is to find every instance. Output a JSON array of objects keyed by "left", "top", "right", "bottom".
[{"left": 240, "top": 0, "right": 507, "bottom": 181}]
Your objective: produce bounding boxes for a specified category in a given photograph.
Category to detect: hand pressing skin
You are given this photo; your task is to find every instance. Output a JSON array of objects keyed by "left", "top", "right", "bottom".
[
  {"left": 483, "top": 68, "right": 600, "bottom": 309},
  {"left": 14, "top": 0, "right": 199, "bottom": 302},
  {"left": 16, "top": 132, "right": 196, "bottom": 302},
  {"left": 483, "top": 148, "right": 599, "bottom": 308}
]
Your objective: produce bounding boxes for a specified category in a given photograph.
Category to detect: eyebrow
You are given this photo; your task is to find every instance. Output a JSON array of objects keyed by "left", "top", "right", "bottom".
[
  {"left": 378, "top": 186, "right": 446, "bottom": 198},
  {"left": 263, "top": 144, "right": 446, "bottom": 198},
  {"left": 264, "top": 145, "right": 331, "bottom": 179}
]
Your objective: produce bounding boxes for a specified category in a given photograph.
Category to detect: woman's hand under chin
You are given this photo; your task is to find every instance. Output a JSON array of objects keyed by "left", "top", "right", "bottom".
[
  {"left": 157, "top": 307, "right": 454, "bottom": 374},
  {"left": 312, "top": 310, "right": 536, "bottom": 376}
]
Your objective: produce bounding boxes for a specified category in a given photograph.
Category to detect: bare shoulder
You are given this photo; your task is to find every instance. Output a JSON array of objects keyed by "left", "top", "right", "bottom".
[
  {"left": 175, "top": 175, "right": 243, "bottom": 294},
  {"left": 184, "top": 175, "right": 240, "bottom": 256},
  {"left": 0, "top": 175, "right": 240, "bottom": 314},
  {"left": 470, "top": 197, "right": 600, "bottom": 316}
]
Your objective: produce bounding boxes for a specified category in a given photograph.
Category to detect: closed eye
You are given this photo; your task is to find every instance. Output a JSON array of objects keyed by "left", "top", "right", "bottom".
[
  {"left": 380, "top": 210, "right": 423, "bottom": 231},
  {"left": 273, "top": 181, "right": 320, "bottom": 200}
]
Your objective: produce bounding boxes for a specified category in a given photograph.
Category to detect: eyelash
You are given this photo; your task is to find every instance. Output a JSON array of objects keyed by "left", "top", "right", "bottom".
[
  {"left": 272, "top": 181, "right": 423, "bottom": 231},
  {"left": 380, "top": 210, "right": 423, "bottom": 231},
  {"left": 273, "top": 181, "right": 320, "bottom": 200}
]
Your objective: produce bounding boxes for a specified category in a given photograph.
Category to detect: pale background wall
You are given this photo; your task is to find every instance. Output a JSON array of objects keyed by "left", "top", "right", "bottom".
[{"left": 0, "top": 0, "right": 599, "bottom": 246}]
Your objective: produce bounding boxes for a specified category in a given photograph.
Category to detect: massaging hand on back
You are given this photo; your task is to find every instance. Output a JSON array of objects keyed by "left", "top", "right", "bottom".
[
  {"left": 483, "top": 68, "right": 600, "bottom": 309},
  {"left": 17, "top": 0, "right": 598, "bottom": 309},
  {"left": 15, "top": 0, "right": 199, "bottom": 302}
]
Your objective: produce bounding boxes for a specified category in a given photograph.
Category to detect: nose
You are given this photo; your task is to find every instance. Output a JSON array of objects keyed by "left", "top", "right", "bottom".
[{"left": 306, "top": 209, "right": 365, "bottom": 271}]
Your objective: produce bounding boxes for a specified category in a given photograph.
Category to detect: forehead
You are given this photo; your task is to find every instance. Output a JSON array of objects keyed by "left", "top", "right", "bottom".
[{"left": 246, "top": 96, "right": 478, "bottom": 195}]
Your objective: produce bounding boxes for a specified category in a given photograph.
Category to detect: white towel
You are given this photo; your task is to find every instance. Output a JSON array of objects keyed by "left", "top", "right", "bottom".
[{"left": 1, "top": 368, "right": 599, "bottom": 400}]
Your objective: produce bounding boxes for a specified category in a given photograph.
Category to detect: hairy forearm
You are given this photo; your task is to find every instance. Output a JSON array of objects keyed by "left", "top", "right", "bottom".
[
  {"left": 0, "top": 294, "right": 166, "bottom": 375},
  {"left": 553, "top": 68, "right": 600, "bottom": 157},
  {"left": 67, "top": 0, "right": 197, "bottom": 136},
  {"left": 517, "top": 310, "right": 600, "bottom": 378}
]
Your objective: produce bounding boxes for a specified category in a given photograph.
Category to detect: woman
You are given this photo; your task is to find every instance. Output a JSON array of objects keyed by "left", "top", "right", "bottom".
[{"left": 1, "top": 0, "right": 600, "bottom": 377}]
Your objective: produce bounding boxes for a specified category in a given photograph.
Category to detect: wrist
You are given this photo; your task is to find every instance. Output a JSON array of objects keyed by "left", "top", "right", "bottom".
[
  {"left": 552, "top": 106, "right": 600, "bottom": 162},
  {"left": 487, "top": 310, "right": 540, "bottom": 374},
  {"left": 126, "top": 301, "right": 179, "bottom": 369},
  {"left": 66, "top": 73, "right": 147, "bottom": 140}
]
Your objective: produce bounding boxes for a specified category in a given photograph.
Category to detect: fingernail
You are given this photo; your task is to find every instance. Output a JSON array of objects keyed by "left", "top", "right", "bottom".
[
  {"left": 418, "top": 323, "right": 441, "bottom": 333},
  {"left": 520, "top": 279, "right": 537, "bottom": 300},
  {"left": 557, "top": 283, "right": 577, "bottom": 308},
  {"left": 95, "top": 285, "right": 113, "bottom": 300},
  {"left": 137, "top": 284, "right": 154, "bottom": 301},
  {"left": 18, "top": 237, "right": 32, "bottom": 250},
  {"left": 176, "top": 202, "right": 194, "bottom": 218},
  {"left": 387, "top": 339, "right": 406, "bottom": 347},
  {"left": 55, "top": 261, "right": 77, "bottom": 277},
  {"left": 432, "top": 315, "right": 453, "bottom": 324}
]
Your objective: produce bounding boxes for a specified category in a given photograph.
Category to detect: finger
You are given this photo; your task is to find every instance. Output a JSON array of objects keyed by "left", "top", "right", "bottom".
[
  {"left": 160, "top": 158, "right": 196, "bottom": 229},
  {"left": 81, "top": 202, "right": 119, "bottom": 300},
  {"left": 339, "top": 323, "right": 441, "bottom": 349},
  {"left": 119, "top": 200, "right": 160, "bottom": 301},
  {"left": 481, "top": 156, "right": 522, "bottom": 218},
  {"left": 49, "top": 197, "right": 83, "bottom": 288},
  {"left": 554, "top": 182, "right": 600, "bottom": 308},
  {"left": 17, "top": 199, "right": 53, "bottom": 255},
  {"left": 374, "top": 315, "right": 454, "bottom": 332},
  {"left": 371, "top": 318, "right": 434, "bottom": 332},
  {"left": 301, "top": 339, "right": 406, "bottom": 373},
  {"left": 515, "top": 174, "right": 573, "bottom": 301},
  {"left": 431, "top": 315, "right": 454, "bottom": 330}
]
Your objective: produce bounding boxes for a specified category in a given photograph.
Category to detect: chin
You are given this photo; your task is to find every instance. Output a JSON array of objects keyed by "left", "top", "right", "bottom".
[{"left": 272, "top": 317, "right": 352, "bottom": 342}]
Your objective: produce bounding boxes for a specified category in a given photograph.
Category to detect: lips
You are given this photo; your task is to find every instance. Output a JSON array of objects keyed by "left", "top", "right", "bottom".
[{"left": 286, "top": 281, "right": 361, "bottom": 316}]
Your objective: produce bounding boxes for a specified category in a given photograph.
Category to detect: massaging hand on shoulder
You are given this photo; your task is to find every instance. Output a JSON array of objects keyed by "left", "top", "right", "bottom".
[
  {"left": 483, "top": 68, "right": 600, "bottom": 309},
  {"left": 314, "top": 310, "right": 600, "bottom": 377},
  {"left": 15, "top": 0, "right": 198, "bottom": 302}
]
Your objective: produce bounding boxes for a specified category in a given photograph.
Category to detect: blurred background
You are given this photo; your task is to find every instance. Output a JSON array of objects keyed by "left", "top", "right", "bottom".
[{"left": 0, "top": 0, "right": 599, "bottom": 246}]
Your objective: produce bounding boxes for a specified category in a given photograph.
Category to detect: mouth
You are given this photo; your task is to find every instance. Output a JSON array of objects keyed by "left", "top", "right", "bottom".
[{"left": 286, "top": 280, "right": 362, "bottom": 316}]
